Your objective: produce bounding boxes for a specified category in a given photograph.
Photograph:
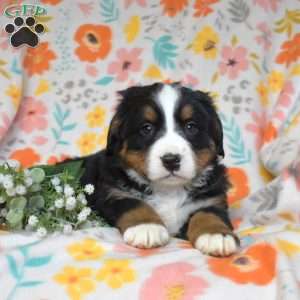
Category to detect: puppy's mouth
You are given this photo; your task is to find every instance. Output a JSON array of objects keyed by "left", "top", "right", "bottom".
[
  {"left": 164, "top": 172, "right": 184, "bottom": 179},
  {"left": 156, "top": 172, "right": 190, "bottom": 185}
]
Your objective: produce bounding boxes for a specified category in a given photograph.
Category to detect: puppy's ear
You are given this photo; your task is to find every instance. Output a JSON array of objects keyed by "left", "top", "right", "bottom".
[
  {"left": 212, "top": 113, "right": 224, "bottom": 158},
  {"left": 106, "top": 89, "right": 128, "bottom": 156},
  {"left": 196, "top": 91, "right": 225, "bottom": 158},
  {"left": 106, "top": 112, "right": 124, "bottom": 156}
]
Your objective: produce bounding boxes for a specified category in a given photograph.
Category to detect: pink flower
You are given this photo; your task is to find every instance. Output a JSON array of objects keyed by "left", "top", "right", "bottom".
[
  {"left": 277, "top": 81, "right": 294, "bottom": 107},
  {"left": 255, "top": 22, "right": 272, "bottom": 50},
  {"left": 108, "top": 48, "right": 142, "bottom": 82},
  {"left": 78, "top": 1, "right": 93, "bottom": 16},
  {"left": 140, "top": 262, "right": 208, "bottom": 300},
  {"left": 0, "top": 112, "right": 11, "bottom": 140},
  {"left": 245, "top": 111, "right": 267, "bottom": 151},
  {"left": 253, "top": 0, "right": 279, "bottom": 12},
  {"left": 124, "top": 0, "right": 146, "bottom": 8},
  {"left": 16, "top": 97, "right": 48, "bottom": 133},
  {"left": 32, "top": 136, "right": 48, "bottom": 145},
  {"left": 86, "top": 65, "right": 99, "bottom": 77},
  {"left": 181, "top": 74, "right": 199, "bottom": 88},
  {"left": 219, "top": 46, "right": 249, "bottom": 80}
]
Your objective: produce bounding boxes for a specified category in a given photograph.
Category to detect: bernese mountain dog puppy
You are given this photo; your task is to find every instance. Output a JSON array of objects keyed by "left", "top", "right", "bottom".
[{"left": 79, "top": 82, "right": 239, "bottom": 256}]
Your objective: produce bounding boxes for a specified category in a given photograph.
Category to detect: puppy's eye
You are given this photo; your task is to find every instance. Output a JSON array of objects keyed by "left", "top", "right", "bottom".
[
  {"left": 140, "top": 123, "right": 154, "bottom": 136},
  {"left": 184, "top": 121, "right": 199, "bottom": 135}
]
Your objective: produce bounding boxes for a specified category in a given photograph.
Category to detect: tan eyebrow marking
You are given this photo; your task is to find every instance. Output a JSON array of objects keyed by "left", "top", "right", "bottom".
[
  {"left": 180, "top": 104, "right": 193, "bottom": 121},
  {"left": 144, "top": 105, "right": 157, "bottom": 122}
]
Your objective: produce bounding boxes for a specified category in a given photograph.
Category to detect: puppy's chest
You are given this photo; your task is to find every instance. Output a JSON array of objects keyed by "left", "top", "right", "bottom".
[{"left": 144, "top": 187, "right": 197, "bottom": 235}]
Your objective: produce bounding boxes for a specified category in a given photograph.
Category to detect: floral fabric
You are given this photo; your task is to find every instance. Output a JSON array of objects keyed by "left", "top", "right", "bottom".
[{"left": 1, "top": 0, "right": 300, "bottom": 299}]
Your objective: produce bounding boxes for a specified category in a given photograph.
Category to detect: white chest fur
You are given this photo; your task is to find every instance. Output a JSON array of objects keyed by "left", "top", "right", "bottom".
[
  {"left": 144, "top": 185, "right": 221, "bottom": 235},
  {"left": 145, "top": 186, "right": 187, "bottom": 235},
  {"left": 144, "top": 185, "right": 203, "bottom": 235}
]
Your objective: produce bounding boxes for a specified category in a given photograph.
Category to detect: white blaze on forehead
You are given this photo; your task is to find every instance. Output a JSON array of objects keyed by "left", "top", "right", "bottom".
[
  {"left": 156, "top": 84, "right": 179, "bottom": 132},
  {"left": 147, "top": 84, "right": 197, "bottom": 183}
]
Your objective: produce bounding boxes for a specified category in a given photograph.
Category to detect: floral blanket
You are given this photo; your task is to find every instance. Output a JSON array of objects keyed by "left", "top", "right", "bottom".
[{"left": 1, "top": 0, "right": 300, "bottom": 299}]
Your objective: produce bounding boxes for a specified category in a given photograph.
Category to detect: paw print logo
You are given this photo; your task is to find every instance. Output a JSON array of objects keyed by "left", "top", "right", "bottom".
[{"left": 5, "top": 16, "right": 45, "bottom": 48}]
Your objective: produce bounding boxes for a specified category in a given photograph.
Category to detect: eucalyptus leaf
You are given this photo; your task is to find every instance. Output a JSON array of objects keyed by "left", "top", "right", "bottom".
[
  {"left": 30, "top": 183, "right": 41, "bottom": 192},
  {"left": 28, "top": 195, "right": 45, "bottom": 209},
  {"left": 8, "top": 197, "right": 27, "bottom": 210},
  {"left": 30, "top": 168, "right": 45, "bottom": 183},
  {"left": 6, "top": 209, "right": 24, "bottom": 226}
]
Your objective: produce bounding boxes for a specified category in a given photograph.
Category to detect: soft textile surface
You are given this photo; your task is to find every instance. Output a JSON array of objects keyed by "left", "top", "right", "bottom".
[{"left": 1, "top": 0, "right": 300, "bottom": 299}]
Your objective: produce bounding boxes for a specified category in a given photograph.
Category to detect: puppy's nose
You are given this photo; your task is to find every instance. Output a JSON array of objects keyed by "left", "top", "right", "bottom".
[{"left": 161, "top": 153, "right": 181, "bottom": 172}]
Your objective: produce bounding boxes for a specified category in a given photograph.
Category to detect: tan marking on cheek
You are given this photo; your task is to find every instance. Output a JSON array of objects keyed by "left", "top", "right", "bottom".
[
  {"left": 180, "top": 104, "right": 193, "bottom": 121},
  {"left": 117, "top": 204, "right": 163, "bottom": 233},
  {"left": 120, "top": 142, "right": 147, "bottom": 176},
  {"left": 144, "top": 106, "right": 157, "bottom": 122},
  {"left": 187, "top": 211, "right": 234, "bottom": 246},
  {"left": 196, "top": 148, "right": 215, "bottom": 170}
]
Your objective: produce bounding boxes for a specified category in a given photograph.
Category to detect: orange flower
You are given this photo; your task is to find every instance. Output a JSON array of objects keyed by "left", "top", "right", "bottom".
[
  {"left": 10, "top": 147, "right": 40, "bottom": 168},
  {"left": 227, "top": 167, "right": 249, "bottom": 205},
  {"left": 41, "top": 0, "right": 62, "bottom": 4},
  {"left": 194, "top": 0, "right": 219, "bottom": 17},
  {"left": 208, "top": 243, "right": 277, "bottom": 285},
  {"left": 23, "top": 42, "right": 56, "bottom": 76},
  {"left": 74, "top": 24, "right": 112, "bottom": 62},
  {"left": 160, "top": 0, "right": 188, "bottom": 17},
  {"left": 47, "top": 154, "right": 70, "bottom": 165},
  {"left": 276, "top": 33, "right": 300, "bottom": 67},
  {"left": 263, "top": 122, "right": 277, "bottom": 144}
]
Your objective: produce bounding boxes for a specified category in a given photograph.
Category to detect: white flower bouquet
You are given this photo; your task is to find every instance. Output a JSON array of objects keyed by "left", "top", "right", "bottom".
[{"left": 0, "top": 159, "right": 107, "bottom": 237}]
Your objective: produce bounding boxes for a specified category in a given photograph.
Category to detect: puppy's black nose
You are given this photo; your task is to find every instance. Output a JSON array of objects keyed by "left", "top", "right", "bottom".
[{"left": 161, "top": 153, "right": 181, "bottom": 172}]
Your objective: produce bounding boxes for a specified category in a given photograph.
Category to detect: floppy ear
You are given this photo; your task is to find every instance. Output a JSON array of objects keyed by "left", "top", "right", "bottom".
[
  {"left": 106, "top": 112, "right": 124, "bottom": 156},
  {"left": 212, "top": 113, "right": 225, "bottom": 158},
  {"left": 195, "top": 90, "right": 225, "bottom": 158}
]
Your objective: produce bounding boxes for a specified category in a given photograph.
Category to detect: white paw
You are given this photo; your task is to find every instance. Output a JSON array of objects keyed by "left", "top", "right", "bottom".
[
  {"left": 195, "top": 233, "right": 238, "bottom": 256},
  {"left": 123, "top": 224, "right": 170, "bottom": 249}
]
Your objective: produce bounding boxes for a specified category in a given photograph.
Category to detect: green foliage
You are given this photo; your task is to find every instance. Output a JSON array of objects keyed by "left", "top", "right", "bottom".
[{"left": 0, "top": 160, "right": 108, "bottom": 235}]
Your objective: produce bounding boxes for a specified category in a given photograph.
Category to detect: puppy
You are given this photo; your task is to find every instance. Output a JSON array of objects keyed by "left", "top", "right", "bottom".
[{"left": 79, "top": 83, "right": 239, "bottom": 256}]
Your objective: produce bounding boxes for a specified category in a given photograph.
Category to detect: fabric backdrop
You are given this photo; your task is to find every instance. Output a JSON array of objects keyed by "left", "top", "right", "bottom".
[{"left": 1, "top": 0, "right": 300, "bottom": 299}]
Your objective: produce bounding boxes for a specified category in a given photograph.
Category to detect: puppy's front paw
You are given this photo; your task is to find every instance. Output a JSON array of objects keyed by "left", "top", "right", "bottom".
[
  {"left": 195, "top": 233, "right": 238, "bottom": 256},
  {"left": 123, "top": 223, "right": 170, "bottom": 249}
]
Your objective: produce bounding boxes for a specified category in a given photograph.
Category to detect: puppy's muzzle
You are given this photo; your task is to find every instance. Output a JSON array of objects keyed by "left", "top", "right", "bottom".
[{"left": 160, "top": 153, "right": 181, "bottom": 172}]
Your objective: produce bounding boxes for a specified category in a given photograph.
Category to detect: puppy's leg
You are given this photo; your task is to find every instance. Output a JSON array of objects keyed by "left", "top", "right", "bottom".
[
  {"left": 187, "top": 207, "right": 239, "bottom": 256},
  {"left": 107, "top": 198, "right": 169, "bottom": 249}
]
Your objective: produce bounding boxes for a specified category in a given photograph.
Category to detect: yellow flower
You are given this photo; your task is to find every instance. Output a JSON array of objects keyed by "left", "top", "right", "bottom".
[
  {"left": 98, "top": 127, "right": 109, "bottom": 148},
  {"left": 35, "top": 79, "right": 50, "bottom": 96},
  {"left": 86, "top": 106, "right": 106, "bottom": 128},
  {"left": 77, "top": 132, "right": 98, "bottom": 155},
  {"left": 53, "top": 266, "right": 95, "bottom": 300},
  {"left": 256, "top": 81, "right": 269, "bottom": 107},
  {"left": 238, "top": 226, "right": 266, "bottom": 237},
  {"left": 124, "top": 16, "right": 140, "bottom": 43},
  {"left": 144, "top": 64, "right": 163, "bottom": 79},
  {"left": 259, "top": 164, "right": 274, "bottom": 183},
  {"left": 96, "top": 259, "right": 136, "bottom": 289},
  {"left": 6, "top": 84, "right": 21, "bottom": 108},
  {"left": 67, "top": 238, "right": 105, "bottom": 261},
  {"left": 191, "top": 26, "right": 219, "bottom": 59},
  {"left": 268, "top": 70, "right": 284, "bottom": 92}
]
